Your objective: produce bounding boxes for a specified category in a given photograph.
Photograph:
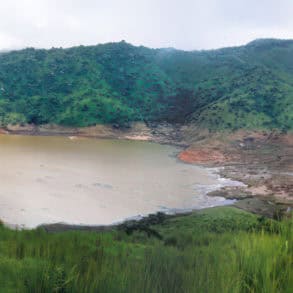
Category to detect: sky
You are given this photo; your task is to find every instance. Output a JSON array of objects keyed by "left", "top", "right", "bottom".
[{"left": 0, "top": 0, "right": 292, "bottom": 51}]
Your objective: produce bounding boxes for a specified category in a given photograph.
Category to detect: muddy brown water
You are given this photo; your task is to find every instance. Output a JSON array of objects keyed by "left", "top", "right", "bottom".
[{"left": 0, "top": 135, "right": 236, "bottom": 228}]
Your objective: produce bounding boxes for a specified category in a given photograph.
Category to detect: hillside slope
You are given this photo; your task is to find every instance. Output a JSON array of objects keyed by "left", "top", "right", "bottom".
[{"left": 0, "top": 39, "right": 292, "bottom": 130}]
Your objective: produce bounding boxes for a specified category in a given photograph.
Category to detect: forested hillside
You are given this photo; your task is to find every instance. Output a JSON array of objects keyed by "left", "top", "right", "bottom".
[{"left": 0, "top": 39, "right": 292, "bottom": 130}]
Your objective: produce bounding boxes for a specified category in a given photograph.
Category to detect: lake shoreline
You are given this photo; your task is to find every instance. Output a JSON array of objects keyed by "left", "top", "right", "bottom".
[
  {"left": 1, "top": 123, "right": 292, "bottom": 230},
  {"left": 0, "top": 122, "right": 188, "bottom": 147},
  {"left": 1, "top": 133, "right": 239, "bottom": 229},
  {"left": 178, "top": 131, "right": 292, "bottom": 218}
]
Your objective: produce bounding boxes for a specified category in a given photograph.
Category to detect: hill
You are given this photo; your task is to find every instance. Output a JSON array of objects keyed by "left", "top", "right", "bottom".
[{"left": 0, "top": 39, "right": 292, "bottom": 130}]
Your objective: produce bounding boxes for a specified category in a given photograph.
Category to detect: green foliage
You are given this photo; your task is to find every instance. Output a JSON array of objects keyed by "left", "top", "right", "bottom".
[
  {"left": 0, "top": 39, "right": 292, "bottom": 130},
  {"left": 0, "top": 207, "right": 292, "bottom": 292},
  {"left": 1, "top": 112, "right": 27, "bottom": 126}
]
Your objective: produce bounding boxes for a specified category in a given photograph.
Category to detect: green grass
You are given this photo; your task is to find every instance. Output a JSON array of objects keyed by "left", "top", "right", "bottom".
[{"left": 0, "top": 207, "right": 291, "bottom": 292}]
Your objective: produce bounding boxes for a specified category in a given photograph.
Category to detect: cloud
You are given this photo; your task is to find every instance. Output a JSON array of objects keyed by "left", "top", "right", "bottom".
[{"left": 0, "top": 0, "right": 292, "bottom": 50}]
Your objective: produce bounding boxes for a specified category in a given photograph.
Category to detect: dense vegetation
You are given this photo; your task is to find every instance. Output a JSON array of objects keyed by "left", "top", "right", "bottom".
[
  {"left": 0, "top": 38, "right": 292, "bottom": 130},
  {"left": 0, "top": 207, "right": 291, "bottom": 292}
]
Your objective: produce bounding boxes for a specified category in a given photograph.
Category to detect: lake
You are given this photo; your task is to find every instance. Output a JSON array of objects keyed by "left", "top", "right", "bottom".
[{"left": 0, "top": 135, "right": 236, "bottom": 228}]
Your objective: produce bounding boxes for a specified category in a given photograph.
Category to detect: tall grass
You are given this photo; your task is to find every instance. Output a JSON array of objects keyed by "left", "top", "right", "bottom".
[{"left": 0, "top": 207, "right": 291, "bottom": 292}]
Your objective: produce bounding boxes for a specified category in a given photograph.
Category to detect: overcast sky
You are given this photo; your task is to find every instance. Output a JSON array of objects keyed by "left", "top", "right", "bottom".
[{"left": 0, "top": 0, "right": 292, "bottom": 51}]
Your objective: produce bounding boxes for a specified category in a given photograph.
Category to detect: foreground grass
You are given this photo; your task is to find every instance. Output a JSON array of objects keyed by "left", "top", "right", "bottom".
[{"left": 0, "top": 207, "right": 292, "bottom": 292}]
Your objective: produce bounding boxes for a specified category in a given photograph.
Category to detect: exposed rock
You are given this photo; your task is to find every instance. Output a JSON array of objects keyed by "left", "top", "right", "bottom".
[{"left": 208, "top": 186, "right": 253, "bottom": 200}]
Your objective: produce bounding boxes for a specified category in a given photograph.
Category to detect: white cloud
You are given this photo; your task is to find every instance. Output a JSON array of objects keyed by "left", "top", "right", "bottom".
[
  {"left": 0, "top": 0, "right": 292, "bottom": 50},
  {"left": 0, "top": 31, "right": 22, "bottom": 49}
]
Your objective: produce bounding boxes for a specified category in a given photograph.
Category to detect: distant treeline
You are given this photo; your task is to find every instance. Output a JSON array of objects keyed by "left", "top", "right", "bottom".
[{"left": 0, "top": 39, "right": 292, "bottom": 130}]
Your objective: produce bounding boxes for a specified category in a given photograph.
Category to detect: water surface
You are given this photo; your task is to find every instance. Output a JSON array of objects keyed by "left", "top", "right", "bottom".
[{"left": 0, "top": 135, "right": 232, "bottom": 228}]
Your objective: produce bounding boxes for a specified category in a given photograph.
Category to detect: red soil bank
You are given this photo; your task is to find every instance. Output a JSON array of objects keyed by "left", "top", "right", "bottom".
[{"left": 178, "top": 148, "right": 226, "bottom": 164}]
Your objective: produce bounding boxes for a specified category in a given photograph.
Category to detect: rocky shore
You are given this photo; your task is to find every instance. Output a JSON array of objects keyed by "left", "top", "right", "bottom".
[{"left": 178, "top": 130, "right": 293, "bottom": 217}]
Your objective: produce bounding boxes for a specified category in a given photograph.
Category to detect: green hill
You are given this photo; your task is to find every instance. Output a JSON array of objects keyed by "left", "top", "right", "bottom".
[{"left": 0, "top": 39, "right": 292, "bottom": 130}]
